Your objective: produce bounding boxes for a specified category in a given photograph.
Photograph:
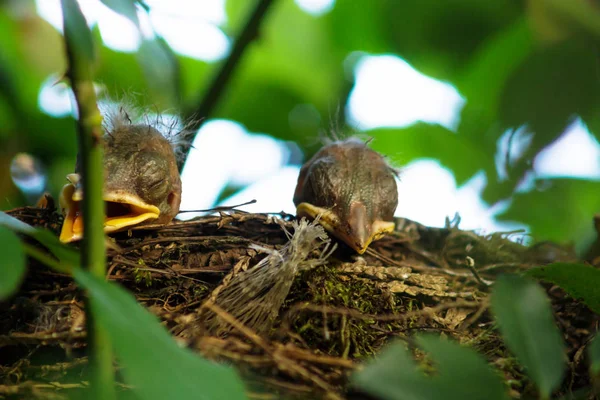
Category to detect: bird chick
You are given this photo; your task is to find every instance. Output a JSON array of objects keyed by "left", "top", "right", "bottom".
[
  {"left": 59, "top": 123, "right": 182, "bottom": 243},
  {"left": 293, "top": 139, "right": 398, "bottom": 254}
]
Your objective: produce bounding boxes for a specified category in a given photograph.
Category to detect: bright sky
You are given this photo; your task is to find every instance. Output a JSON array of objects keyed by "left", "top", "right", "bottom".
[{"left": 30, "top": 0, "right": 600, "bottom": 234}]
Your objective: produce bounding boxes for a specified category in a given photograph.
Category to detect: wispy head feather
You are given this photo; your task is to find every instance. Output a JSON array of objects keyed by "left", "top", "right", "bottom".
[{"left": 98, "top": 96, "right": 196, "bottom": 164}]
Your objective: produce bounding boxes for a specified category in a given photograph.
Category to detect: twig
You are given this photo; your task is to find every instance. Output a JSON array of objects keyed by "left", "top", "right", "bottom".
[
  {"left": 202, "top": 303, "right": 342, "bottom": 398},
  {"left": 179, "top": 0, "right": 278, "bottom": 170},
  {"left": 464, "top": 256, "right": 493, "bottom": 287},
  {"left": 60, "top": 1, "right": 114, "bottom": 398},
  {"left": 281, "top": 300, "right": 481, "bottom": 329}
]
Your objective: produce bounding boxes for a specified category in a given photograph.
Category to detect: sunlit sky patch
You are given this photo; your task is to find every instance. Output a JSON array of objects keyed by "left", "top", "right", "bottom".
[
  {"left": 36, "top": 0, "right": 230, "bottom": 60},
  {"left": 535, "top": 119, "right": 600, "bottom": 179},
  {"left": 33, "top": 0, "right": 600, "bottom": 233},
  {"left": 294, "top": 0, "right": 336, "bottom": 16},
  {"left": 38, "top": 75, "right": 72, "bottom": 117},
  {"left": 347, "top": 54, "right": 465, "bottom": 131},
  {"left": 179, "top": 120, "right": 291, "bottom": 219}
]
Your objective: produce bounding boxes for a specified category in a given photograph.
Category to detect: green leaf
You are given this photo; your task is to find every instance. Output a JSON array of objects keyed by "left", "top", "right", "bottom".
[
  {"left": 531, "top": 0, "right": 600, "bottom": 41},
  {"left": 456, "top": 19, "right": 533, "bottom": 177},
  {"left": 61, "top": 0, "right": 95, "bottom": 64},
  {"left": 219, "top": 0, "right": 341, "bottom": 143},
  {"left": 500, "top": 40, "right": 600, "bottom": 133},
  {"left": 498, "top": 40, "right": 600, "bottom": 172},
  {"left": 0, "top": 211, "right": 37, "bottom": 236},
  {"left": 380, "top": 0, "right": 522, "bottom": 82},
  {"left": 491, "top": 274, "right": 566, "bottom": 398},
  {"left": 0, "top": 211, "right": 79, "bottom": 268},
  {"left": 0, "top": 226, "right": 26, "bottom": 299},
  {"left": 352, "top": 341, "right": 434, "bottom": 400},
  {"left": 589, "top": 333, "right": 600, "bottom": 376},
  {"left": 497, "top": 179, "right": 600, "bottom": 254},
  {"left": 72, "top": 268, "right": 247, "bottom": 400},
  {"left": 368, "top": 123, "right": 492, "bottom": 184},
  {"left": 416, "top": 335, "right": 509, "bottom": 400},
  {"left": 100, "top": 0, "right": 140, "bottom": 29},
  {"left": 137, "top": 37, "right": 180, "bottom": 108},
  {"left": 525, "top": 263, "right": 600, "bottom": 314},
  {"left": 353, "top": 336, "right": 508, "bottom": 400},
  {"left": 326, "top": 1, "right": 393, "bottom": 56}
]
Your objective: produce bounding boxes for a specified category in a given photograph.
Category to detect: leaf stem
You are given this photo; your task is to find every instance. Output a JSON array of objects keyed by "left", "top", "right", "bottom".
[
  {"left": 179, "top": 0, "right": 278, "bottom": 170},
  {"left": 60, "top": 0, "right": 115, "bottom": 398}
]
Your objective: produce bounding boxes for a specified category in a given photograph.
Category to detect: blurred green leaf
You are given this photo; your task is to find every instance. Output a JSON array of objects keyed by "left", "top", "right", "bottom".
[
  {"left": 528, "top": 0, "right": 600, "bottom": 42},
  {"left": 525, "top": 263, "right": 600, "bottom": 314},
  {"left": 137, "top": 37, "right": 180, "bottom": 108},
  {"left": 0, "top": 225, "right": 26, "bottom": 299},
  {"left": 368, "top": 123, "right": 491, "bottom": 184},
  {"left": 589, "top": 334, "right": 600, "bottom": 375},
  {"left": 220, "top": 0, "right": 340, "bottom": 143},
  {"left": 100, "top": 0, "right": 140, "bottom": 29},
  {"left": 416, "top": 335, "right": 508, "bottom": 400},
  {"left": 491, "top": 274, "right": 566, "bottom": 398},
  {"left": 61, "top": 0, "right": 95, "bottom": 65},
  {"left": 0, "top": 209, "right": 246, "bottom": 398},
  {"left": 497, "top": 179, "right": 600, "bottom": 253},
  {"left": 352, "top": 340, "right": 435, "bottom": 400},
  {"left": 456, "top": 19, "right": 533, "bottom": 178},
  {"left": 217, "top": 81, "right": 308, "bottom": 140},
  {"left": 0, "top": 211, "right": 37, "bottom": 235},
  {"left": 353, "top": 335, "right": 508, "bottom": 400},
  {"left": 381, "top": 0, "right": 523, "bottom": 82},
  {"left": 0, "top": 211, "right": 79, "bottom": 268},
  {"left": 179, "top": 56, "right": 209, "bottom": 105},
  {"left": 583, "top": 113, "right": 600, "bottom": 144},
  {"left": 326, "top": 1, "right": 392, "bottom": 56},
  {"left": 96, "top": 38, "right": 148, "bottom": 97},
  {"left": 496, "top": 40, "right": 600, "bottom": 197},
  {"left": 72, "top": 268, "right": 247, "bottom": 400},
  {"left": 500, "top": 40, "right": 600, "bottom": 135}
]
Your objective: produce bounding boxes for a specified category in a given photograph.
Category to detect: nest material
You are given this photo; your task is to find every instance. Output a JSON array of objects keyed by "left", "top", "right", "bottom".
[{"left": 0, "top": 207, "right": 595, "bottom": 399}]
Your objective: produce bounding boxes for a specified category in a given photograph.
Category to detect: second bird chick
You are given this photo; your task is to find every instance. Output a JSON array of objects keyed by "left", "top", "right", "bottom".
[
  {"left": 293, "top": 139, "right": 398, "bottom": 254},
  {"left": 59, "top": 114, "right": 182, "bottom": 243}
]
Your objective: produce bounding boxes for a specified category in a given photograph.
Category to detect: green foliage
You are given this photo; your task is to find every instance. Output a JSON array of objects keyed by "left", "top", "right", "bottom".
[
  {"left": 0, "top": 211, "right": 78, "bottom": 268},
  {"left": 137, "top": 37, "right": 180, "bottom": 108},
  {"left": 3, "top": 1, "right": 600, "bottom": 398},
  {"left": 525, "top": 263, "right": 600, "bottom": 314},
  {"left": 353, "top": 274, "right": 579, "bottom": 399},
  {"left": 491, "top": 274, "right": 566, "bottom": 398},
  {"left": 73, "top": 268, "right": 247, "bottom": 400},
  {"left": 368, "top": 123, "right": 489, "bottom": 183},
  {"left": 61, "top": 0, "right": 96, "bottom": 65},
  {"left": 0, "top": 211, "right": 247, "bottom": 400},
  {"left": 0, "top": 225, "right": 26, "bottom": 299},
  {"left": 352, "top": 335, "right": 508, "bottom": 400},
  {"left": 589, "top": 334, "right": 600, "bottom": 376},
  {"left": 497, "top": 179, "right": 600, "bottom": 254},
  {"left": 100, "top": 0, "right": 140, "bottom": 29},
  {"left": 1, "top": 1, "right": 599, "bottom": 253}
]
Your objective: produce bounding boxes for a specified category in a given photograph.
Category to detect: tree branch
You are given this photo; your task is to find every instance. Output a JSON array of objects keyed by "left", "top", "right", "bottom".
[{"left": 179, "top": 0, "right": 278, "bottom": 171}]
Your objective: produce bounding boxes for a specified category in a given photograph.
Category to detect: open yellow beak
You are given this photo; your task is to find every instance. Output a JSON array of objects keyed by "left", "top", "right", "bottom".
[
  {"left": 59, "top": 182, "right": 160, "bottom": 243},
  {"left": 296, "top": 202, "right": 395, "bottom": 254}
]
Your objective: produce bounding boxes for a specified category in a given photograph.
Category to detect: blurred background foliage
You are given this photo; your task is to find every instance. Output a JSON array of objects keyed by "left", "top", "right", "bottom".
[{"left": 1, "top": 0, "right": 600, "bottom": 254}]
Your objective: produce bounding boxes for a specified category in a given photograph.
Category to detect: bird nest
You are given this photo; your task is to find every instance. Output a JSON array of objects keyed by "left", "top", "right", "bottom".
[{"left": 0, "top": 207, "right": 596, "bottom": 399}]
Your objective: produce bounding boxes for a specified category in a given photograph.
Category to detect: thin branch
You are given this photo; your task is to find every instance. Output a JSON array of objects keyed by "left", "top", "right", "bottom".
[
  {"left": 179, "top": 0, "right": 278, "bottom": 170},
  {"left": 61, "top": 1, "right": 115, "bottom": 398}
]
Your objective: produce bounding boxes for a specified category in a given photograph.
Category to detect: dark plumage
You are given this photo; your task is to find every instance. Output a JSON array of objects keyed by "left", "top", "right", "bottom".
[
  {"left": 293, "top": 139, "right": 398, "bottom": 253},
  {"left": 59, "top": 121, "right": 181, "bottom": 243}
]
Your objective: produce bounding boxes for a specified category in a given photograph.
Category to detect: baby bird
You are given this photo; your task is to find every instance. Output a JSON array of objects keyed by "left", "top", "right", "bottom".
[
  {"left": 293, "top": 139, "right": 398, "bottom": 254},
  {"left": 59, "top": 120, "right": 182, "bottom": 243}
]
